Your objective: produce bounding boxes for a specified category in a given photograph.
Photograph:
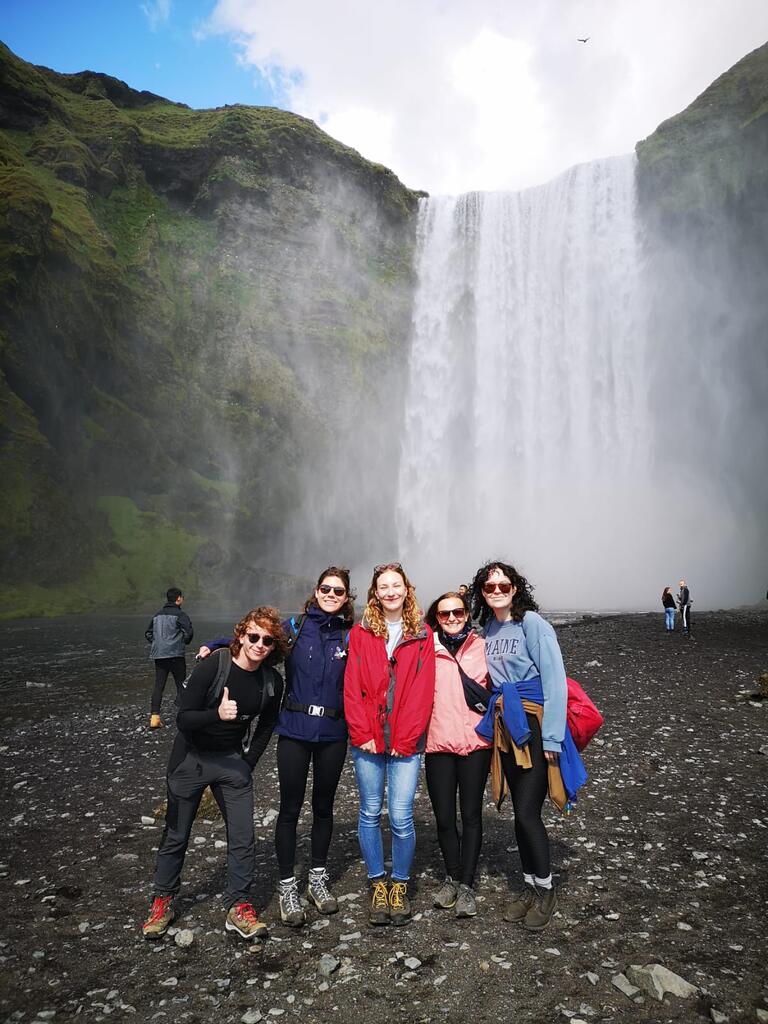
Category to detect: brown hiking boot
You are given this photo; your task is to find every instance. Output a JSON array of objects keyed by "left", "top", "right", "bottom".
[
  {"left": 369, "top": 878, "right": 390, "bottom": 926},
  {"left": 225, "top": 901, "right": 268, "bottom": 940},
  {"left": 524, "top": 886, "right": 558, "bottom": 931},
  {"left": 502, "top": 885, "right": 537, "bottom": 923},
  {"left": 142, "top": 895, "right": 174, "bottom": 939},
  {"left": 389, "top": 881, "right": 411, "bottom": 926}
]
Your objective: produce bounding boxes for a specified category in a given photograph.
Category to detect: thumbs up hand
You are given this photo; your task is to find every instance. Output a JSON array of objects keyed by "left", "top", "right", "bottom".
[{"left": 218, "top": 686, "right": 238, "bottom": 721}]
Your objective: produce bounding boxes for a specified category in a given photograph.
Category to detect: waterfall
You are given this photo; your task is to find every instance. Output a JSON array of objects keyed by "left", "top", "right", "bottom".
[{"left": 397, "top": 155, "right": 653, "bottom": 606}]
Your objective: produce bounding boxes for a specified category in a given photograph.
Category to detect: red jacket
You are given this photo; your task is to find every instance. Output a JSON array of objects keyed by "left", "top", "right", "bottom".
[{"left": 344, "top": 616, "right": 436, "bottom": 756}]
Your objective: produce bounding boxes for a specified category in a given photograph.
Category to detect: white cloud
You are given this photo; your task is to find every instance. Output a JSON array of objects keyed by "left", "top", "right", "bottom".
[
  {"left": 141, "top": 0, "right": 172, "bottom": 32},
  {"left": 205, "top": 0, "right": 768, "bottom": 194}
]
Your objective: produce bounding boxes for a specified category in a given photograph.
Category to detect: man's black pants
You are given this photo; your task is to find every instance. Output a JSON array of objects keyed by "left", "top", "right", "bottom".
[
  {"left": 153, "top": 749, "right": 255, "bottom": 908},
  {"left": 151, "top": 657, "right": 187, "bottom": 714}
]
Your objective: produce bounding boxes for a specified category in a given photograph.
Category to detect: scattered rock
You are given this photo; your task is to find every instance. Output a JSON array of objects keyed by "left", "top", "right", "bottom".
[
  {"left": 710, "top": 1010, "right": 728, "bottom": 1023},
  {"left": 318, "top": 954, "right": 340, "bottom": 976},
  {"left": 626, "top": 964, "right": 697, "bottom": 1002},
  {"left": 403, "top": 957, "right": 421, "bottom": 970},
  {"left": 174, "top": 929, "right": 194, "bottom": 948},
  {"left": 241, "top": 1011, "right": 263, "bottom": 1024},
  {"left": 112, "top": 853, "right": 138, "bottom": 862},
  {"left": 611, "top": 974, "right": 641, "bottom": 998}
]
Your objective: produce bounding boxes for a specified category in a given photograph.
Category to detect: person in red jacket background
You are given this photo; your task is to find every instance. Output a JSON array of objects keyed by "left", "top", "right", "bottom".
[{"left": 344, "top": 562, "right": 436, "bottom": 927}]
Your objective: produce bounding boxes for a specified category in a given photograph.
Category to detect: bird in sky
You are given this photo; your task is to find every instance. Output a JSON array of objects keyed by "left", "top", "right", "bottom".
[{"left": 577, "top": 36, "right": 590, "bottom": 43}]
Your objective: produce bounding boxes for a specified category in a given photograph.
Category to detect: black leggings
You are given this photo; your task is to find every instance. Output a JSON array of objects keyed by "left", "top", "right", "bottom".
[
  {"left": 500, "top": 713, "right": 550, "bottom": 879},
  {"left": 425, "top": 747, "right": 492, "bottom": 887},
  {"left": 275, "top": 736, "right": 348, "bottom": 878},
  {"left": 151, "top": 657, "right": 187, "bottom": 714}
]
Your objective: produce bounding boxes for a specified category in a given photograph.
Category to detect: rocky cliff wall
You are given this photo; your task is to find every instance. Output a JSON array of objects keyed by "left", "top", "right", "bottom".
[{"left": 0, "top": 43, "right": 420, "bottom": 616}]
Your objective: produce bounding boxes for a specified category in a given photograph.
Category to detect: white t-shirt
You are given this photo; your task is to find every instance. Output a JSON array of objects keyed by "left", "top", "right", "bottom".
[{"left": 385, "top": 619, "right": 403, "bottom": 659}]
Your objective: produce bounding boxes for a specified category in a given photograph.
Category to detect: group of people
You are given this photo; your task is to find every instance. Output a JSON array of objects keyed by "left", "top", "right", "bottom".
[
  {"left": 141, "top": 561, "right": 587, "bottom": 942},
  {"left": 661, "top": 579, "right": 693, "bottom": 636}
]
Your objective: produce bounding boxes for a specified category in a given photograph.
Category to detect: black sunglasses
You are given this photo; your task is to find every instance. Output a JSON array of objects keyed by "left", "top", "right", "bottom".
[
  {"left": 318, "top": 584, "right": 346, "bottom": 596},
  {"left": 436, "top": 607, "right": 467, "bottom": 622},
  {"left": 246, "top": 632, "right": 276, "bottom": 647}
]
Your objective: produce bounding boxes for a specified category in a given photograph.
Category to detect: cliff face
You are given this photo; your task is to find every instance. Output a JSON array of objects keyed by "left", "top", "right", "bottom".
[
  {"left": 0, "top": 43, "right": 420, "bottom": 616},
  {"left": 635, "top": 42, "right": 768, "bottom": 542}
]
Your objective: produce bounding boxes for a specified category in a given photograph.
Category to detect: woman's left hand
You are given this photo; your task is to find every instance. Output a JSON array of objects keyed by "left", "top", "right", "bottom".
[{"left": 544, "top": 750, "right": 560, "bottom": 764}]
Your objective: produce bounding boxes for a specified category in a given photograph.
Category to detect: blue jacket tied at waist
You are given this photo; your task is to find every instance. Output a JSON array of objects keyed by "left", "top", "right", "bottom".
[{"left": 476, "top": 678, "right": 587, "bottom": 805}]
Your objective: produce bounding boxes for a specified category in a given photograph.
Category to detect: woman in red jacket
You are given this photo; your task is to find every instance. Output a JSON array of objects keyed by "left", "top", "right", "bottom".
[
  {"left": 344, "top": 563, "right": 436, "bottom": 927},
  {"left": 424, "top": 591, "right": 491, "bottom": 919}
]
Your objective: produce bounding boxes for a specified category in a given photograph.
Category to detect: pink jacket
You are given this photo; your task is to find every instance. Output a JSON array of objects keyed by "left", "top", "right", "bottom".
[{"left": 425, "top": 631, "right": 492, "bottom": 756}]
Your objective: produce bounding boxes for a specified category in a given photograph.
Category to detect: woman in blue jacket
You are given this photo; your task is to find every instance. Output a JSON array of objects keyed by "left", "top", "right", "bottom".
[{"left": 199, "top": 566, "right": 354, "bottom": 927}]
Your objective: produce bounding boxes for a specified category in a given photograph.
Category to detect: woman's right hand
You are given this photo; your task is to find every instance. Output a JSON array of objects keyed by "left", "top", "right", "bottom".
[
  {"left": 359, "top": 739, "right": 377, "bottom": 754},
  {"left": 197, "top": 645, "right": 211, "bottom": 659},
  {"left": 218, "top": 686, "right": 238, "bottom": 721}
]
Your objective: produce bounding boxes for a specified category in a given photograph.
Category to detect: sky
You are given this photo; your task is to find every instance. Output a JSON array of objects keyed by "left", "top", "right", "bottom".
[{"left": 3, "top": 1, "right": 768, "bottom": 194}]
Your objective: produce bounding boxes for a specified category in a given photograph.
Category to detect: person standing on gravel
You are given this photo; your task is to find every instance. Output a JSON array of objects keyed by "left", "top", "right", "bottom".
[
  {"left": 470, "top": 560, "right": 586, "bottom": 932},
  {"left": 678, "top": 579, "right": 692, "bottom": 637},
  {"left": 144, "top": 586, "right": 194, "bottom": 729},
  {"left": 344, "top": 563, "right": 436, "bottom": 927},
  {"left": 662, "top": 587, "right": 677, "bottom": 632},
  {"left": 424, "top": 591, "right": 492, "bottom": 919},
  {"left": 141, "top": 607, "right": 286, "bottom": 942}
]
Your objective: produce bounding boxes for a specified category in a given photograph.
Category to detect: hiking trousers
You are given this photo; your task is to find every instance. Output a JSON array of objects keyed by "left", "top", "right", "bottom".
[
  {"left": 153, "top": 748, "right": 255, "bottom": 908},
  {"left": 151, "top": 656, "right": 187, "bottom": 714}
]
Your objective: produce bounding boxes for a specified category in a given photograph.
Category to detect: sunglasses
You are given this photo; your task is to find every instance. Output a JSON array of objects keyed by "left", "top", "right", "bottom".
[
  {"left": 318, "top": 584, "right": 346, "bottom": 596},
  {"left": 246, "top": 632, "right": 276, "bottom": 647},
  {"left": 436, "top": 608, "right": 467, "bottom": 623},
  {"left": 374, "top": 562, "right": 403, "bottom": 574},
  {"left": 482, "top": 581, "right": 513, "bottom": 595}
]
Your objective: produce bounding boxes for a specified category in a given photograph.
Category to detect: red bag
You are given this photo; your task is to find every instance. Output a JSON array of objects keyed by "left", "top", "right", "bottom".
[{"left": 566, "top": 677, "right": 604, "bottom": 751}]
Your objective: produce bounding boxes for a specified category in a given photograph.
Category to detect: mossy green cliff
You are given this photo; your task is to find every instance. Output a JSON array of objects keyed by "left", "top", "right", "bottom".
[{"left": 0, "top": 43, "right": 420, "bottom": 617}]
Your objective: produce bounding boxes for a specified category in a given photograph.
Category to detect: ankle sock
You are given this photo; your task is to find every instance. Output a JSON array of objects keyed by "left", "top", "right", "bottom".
[
  {"left": 534, "top": 874, "right": 553, "bottom": 890},
  {"left": 309, "top": 867, "right": 326, "bottom": 878},
  {"left": 523, "top": 873, "right": 536, "bottom": 888}
]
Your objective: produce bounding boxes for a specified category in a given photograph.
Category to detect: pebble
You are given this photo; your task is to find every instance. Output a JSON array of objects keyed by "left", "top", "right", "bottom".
[
  {"left": 159, "top": 978, "right": 178, "bottom": 988},
  {"left": 340, "top": 931, "right": 361, "bottom": 942},
  {"left": 677, "top": 921, "right": 693, "bottom": 931},
  {"left": 710, "top": 1010, "right": 728, "bottom": 1023},
  {"left": 318, "top": 954, "right": 340, "bottom": 976},
  {"left": 36, "top": 1013, "right": 56, "bottom": 1021},
  {"left": 317, "top": 982, "right": 329, "bottom": 992},
  {"left": 585, "top": 973, "right": 599, "bottom": 986},
  {"left": 215, "top": 840, "right": 227, "bottom": 849},
  {"left": 174, "top": 929, "right": 194, "bottom": 947},
  {"left": 545, "top": 948, "right": 561, "bottom": 956},
  {"left": 626, "top": 964, "right": 697, "bottom": 1002},
  {"left": 141, "top": 816, "right": 155, "bottom": 825},
  {"left": 241, "top": 1011, "right": 263, "bottom": 1024},
  {"left": 434, "top": 976, "right": 447, "bottom": 987},
  {"left": 112, "top": 853, "right": 139, "bottom": 862},
  {"left": 403, "top": 957, "right": 421, "bottom": 970},
  {"left": 611, "top": 974, "right": 640, "bottom": 999},
  {"left": 757, "top": 1012, "right": 768, "bottom": 1024}
]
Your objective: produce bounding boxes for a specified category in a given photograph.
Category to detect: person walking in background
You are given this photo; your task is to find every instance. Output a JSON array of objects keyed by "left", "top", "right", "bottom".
[
  {"left": 424, "top": 591, "right": 492, "bottom": 919},
  {"left": 344, "top": 563, "right": 436, "bottom": 927},
  {"left": 145, "top": 586, "right": 194, "bottom": 729},
  {"left": 470, "top": 560, "right": 586, "bottom": 932},
  {"left": 197, "top": 567, "right": 355, "bottom": 928},
  {"left": 662, "top": 587, "right": 676, "bottom": 632},
  {"left": 678, "top": 579, "right": 692, "bottom": 637},
  {"left": 141, "top": 607, "right": 286, "bottom": 941}
]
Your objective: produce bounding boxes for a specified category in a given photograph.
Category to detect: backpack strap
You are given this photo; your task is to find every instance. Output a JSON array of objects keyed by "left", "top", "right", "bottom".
[
  {"left": 207, "top": 647, "right": 233, "bottom": 706},
  {"left": 285, "top": 615, "right": 305, "bottom": 649},
  {"left": 242, "top": 666, "right": 278, "bottom": 755}
]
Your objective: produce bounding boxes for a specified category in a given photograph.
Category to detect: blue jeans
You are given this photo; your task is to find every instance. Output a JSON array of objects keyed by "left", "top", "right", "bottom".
[
  {"left": 351, "top": 748, "right": 421, "bottom": 881},
  {"left": 665, "top": 607, "right": 675, "bottom": 630}
]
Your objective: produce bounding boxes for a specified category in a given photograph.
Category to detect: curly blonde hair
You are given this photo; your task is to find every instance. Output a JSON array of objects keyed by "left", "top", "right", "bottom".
[
  {"left": 230, "top": 606, "right": 289, "bottom": 666},
  {"left": 363, "top": 563, "right": 423, "bottom": 639}
]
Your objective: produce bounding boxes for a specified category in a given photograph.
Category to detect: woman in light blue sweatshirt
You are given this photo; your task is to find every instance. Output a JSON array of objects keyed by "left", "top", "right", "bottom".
[{"left": 469, "top": 559, "right": 567, "bottom": 932}]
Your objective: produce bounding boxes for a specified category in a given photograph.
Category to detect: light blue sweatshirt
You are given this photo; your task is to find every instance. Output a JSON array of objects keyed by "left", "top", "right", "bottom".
[{"left": 483, "top": 610, "right": 567, "bottom": 752}]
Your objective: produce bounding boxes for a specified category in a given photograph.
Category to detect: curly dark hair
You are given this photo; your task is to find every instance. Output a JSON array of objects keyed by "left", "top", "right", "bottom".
[
  {"left": 230, "top": 606, "right": 289, "bottom": 666},
  {"left": 425, "top": 591, "right": 470, "bottom": 632},
  {"left": 303, "top": 566, "right": 356, "bottom": 625},
  {"left": 469, "top": 561, "right": 538, "bottom": 626}
]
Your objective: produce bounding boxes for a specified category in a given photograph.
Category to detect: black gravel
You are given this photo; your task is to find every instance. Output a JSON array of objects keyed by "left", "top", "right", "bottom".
[{"left": 1, "top": 611, "right": 767, "bottom": 1023}]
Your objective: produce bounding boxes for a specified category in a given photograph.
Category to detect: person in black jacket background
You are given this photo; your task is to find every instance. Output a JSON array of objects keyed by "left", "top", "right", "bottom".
[
  {"left": 145, "top": 586, "right": 194, "bottom": 729},
  {"left": 678, "top": 580, "right": 693, "bottom": 637},
  {"left": 141, "top": 606, "right": 286, "bottom": 942}
]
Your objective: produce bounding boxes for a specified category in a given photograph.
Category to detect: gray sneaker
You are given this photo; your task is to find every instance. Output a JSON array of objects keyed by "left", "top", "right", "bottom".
[
  {"left": 278, "top": 878, "right": 306, "bottom": 927},
  {"left": 307, "top": 868, "right": 338, "bottom": 915},
  {"left": 433, "top": 876, "right": 459, "bottom": 909},
  {"left": 454, "top": 884, "right": 477, "bottom": 918}
]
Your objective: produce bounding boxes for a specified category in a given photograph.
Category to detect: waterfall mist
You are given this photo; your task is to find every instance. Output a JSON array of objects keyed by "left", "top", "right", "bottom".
[{"left": 396, "top": 155, "right": 768, "bottom": 610}]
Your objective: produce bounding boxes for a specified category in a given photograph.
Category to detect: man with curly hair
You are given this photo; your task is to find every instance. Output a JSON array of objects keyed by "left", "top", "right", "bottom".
[{"left": 141, "top": 607, "right": 286, "bottom": 941}]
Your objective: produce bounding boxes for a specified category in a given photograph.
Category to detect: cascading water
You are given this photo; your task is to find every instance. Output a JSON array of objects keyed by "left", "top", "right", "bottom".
[{"left": 396, "top": 154, "right": 758, "bottom": 609}]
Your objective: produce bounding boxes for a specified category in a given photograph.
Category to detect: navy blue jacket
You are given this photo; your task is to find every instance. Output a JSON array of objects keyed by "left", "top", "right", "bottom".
[{"left": 277, "top": 604, "right": 349, "bottom": 743}]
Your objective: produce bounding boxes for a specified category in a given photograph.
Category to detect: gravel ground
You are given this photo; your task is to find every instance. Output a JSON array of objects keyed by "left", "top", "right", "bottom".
[{"left": 1, "top": 610, "right": 767, "bottom": 1024}]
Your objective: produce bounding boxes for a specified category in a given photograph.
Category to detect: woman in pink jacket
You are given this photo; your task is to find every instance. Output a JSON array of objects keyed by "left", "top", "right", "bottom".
[{"left": 424, "top": 591, "right": 492, "bottom": 918}]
